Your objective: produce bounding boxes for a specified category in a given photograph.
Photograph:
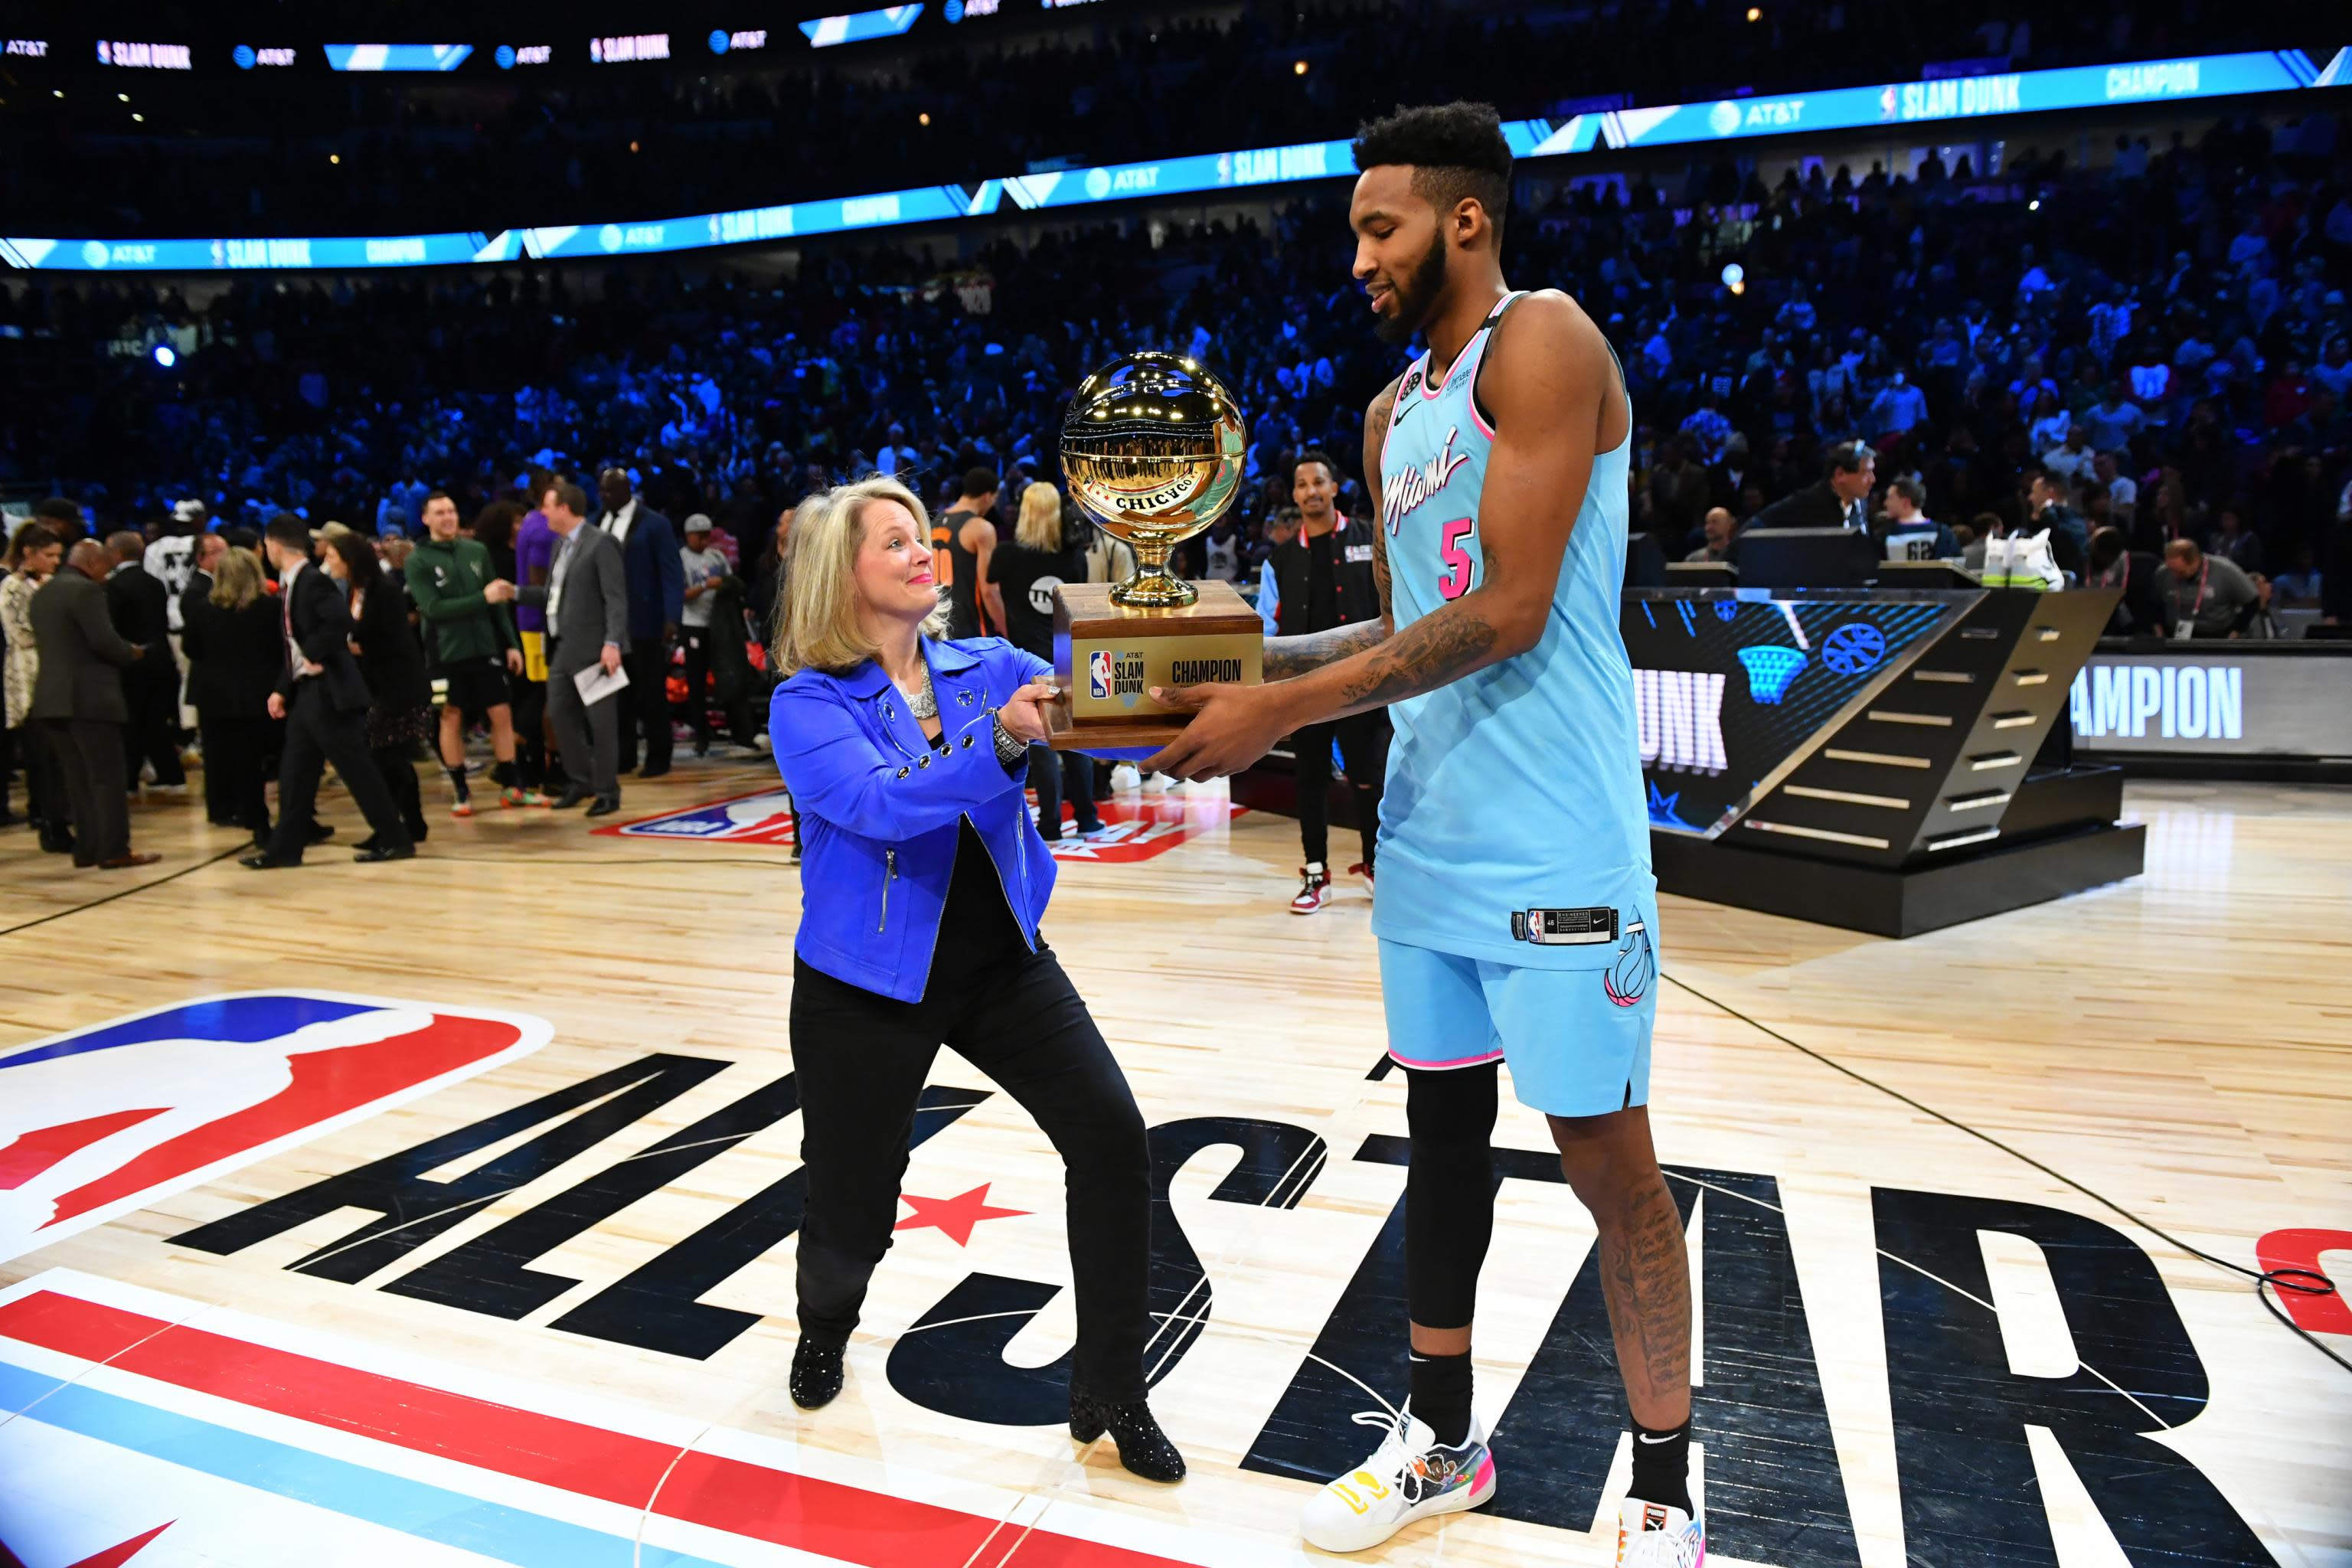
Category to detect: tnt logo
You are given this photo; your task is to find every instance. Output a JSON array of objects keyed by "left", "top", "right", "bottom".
[
  {"left": 0, "top": 992, "right": 547, "bottom": 1263},
  {"left": 596, "top": 789, "right": 800, "bottom": 844},
  {"left": 1089, "top": 649, "right": 1114, "bottom": 701}
]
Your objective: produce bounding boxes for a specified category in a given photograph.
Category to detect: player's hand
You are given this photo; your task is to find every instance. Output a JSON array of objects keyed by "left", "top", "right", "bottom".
[
  {"left": 995, "top": 681, "right": 1060, "bottom": 745},
  {"left": 267, "top": 691, "right": 287, "bottom": 720},
  {"left": 483, "top": 579, "right": 517, "bottom": 604},
  {"left": 1142, "top": 681, "right": 1297, "bottom": 781},
  {"left": 504, "top": 646, "right": 524, "bottom": 674}
]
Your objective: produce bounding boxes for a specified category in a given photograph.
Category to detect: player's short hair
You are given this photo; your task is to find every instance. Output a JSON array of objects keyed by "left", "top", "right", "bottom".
[
  {"left": 263, "top": 514, "right": 311, "bottom": 551},
  {"left": 1890, "top": 477, "right": 1926, "bottom": 511},
  {"left": 1352, "top": 102, "right": 1512, "bottom": 245},
  {"left": 960, "top": 466, "right": 1000, "bottom": 500},
  {"left": 1291, "top": 448, "right": 1341, "bottom": 488},
  {"left": 423, "top": 489, "right": 455, "bottom": 511}
]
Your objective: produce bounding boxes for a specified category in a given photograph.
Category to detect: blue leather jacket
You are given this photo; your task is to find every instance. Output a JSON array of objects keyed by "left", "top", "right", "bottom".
[{"left": 771, "top": 636, "right": 1057, "bottom": 1001}]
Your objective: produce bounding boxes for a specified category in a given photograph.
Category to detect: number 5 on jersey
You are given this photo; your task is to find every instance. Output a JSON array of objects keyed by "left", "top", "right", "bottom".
[{"left": 1438, "top": 518, "right": 1478, "bottom": 601}]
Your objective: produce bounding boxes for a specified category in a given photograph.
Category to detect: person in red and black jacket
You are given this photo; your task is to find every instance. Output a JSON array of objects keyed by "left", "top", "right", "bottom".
[{"left": 1261, "top": 449, "right": 1389, "bottom": 913}]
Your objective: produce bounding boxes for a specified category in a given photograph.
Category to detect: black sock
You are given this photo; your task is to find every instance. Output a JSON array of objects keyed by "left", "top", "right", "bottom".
[
  {"left": 1628, "top": 1417, "right": 1693, "bottom": 1515},
  {"left": 444, "top": 764, "right": 469, "bottom": 802},
  {"left": 490, "top": 760, "right": 515, "bottom": 789},
  {"left": 1409, "top": 1350, "right": 1474, "bottom": 1447}
]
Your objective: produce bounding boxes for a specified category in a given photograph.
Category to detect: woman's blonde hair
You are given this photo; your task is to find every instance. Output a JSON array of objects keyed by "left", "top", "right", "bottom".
[
  {"left": 1015, "top": 481, "right": 1064, "bottom": 551},
  {"left": 773, "top": 476, "right": 949, "bottom": 676},
  {"left": 210, "top": 545, "right": 264, "bottom": 611}
]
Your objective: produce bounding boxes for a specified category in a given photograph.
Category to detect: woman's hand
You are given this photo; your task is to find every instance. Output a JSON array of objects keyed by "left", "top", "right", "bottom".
[{"left": 995, "top": 680, "right": 1060, "bottom": 745}]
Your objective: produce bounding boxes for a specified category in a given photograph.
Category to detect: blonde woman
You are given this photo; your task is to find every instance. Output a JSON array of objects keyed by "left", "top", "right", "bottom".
[
  {"left": 181, "top": 547, "right": 286, "bottom": 843},
  {"left": 766, "top": 476, "right": 1181, "bottom": 1481},
  {"left": 3, "top": 521, "right": 65, "bottom": 843}
]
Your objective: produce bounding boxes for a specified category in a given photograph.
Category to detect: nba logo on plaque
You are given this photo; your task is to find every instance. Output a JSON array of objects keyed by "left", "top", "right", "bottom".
[{"left": 0, "top": 991, "right": 548, "bottom": 1263}]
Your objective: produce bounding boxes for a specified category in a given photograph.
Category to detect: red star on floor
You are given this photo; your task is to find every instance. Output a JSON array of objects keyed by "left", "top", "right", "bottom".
[{"left": 893, "top": 1183, "right": 1030, "bottom": 1247}]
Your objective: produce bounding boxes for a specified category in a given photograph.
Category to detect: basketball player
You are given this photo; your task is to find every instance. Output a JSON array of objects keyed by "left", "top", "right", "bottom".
[{"left": 1145, "top": 103, "right": 1698, "bottom": 1565}]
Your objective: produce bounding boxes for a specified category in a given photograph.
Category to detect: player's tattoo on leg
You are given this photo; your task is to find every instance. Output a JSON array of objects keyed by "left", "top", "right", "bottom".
[{"left": 1598, "top": 1171, "right": 1694, "bottom": 1425}]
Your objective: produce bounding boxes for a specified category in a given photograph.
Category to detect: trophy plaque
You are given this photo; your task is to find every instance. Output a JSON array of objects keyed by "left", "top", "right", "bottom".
[{"left": 1049, "top": 351, "right": 1263, "bottom": 750}]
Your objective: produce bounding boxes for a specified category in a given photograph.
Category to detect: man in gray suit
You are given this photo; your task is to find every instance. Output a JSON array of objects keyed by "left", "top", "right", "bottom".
[
  {"left": 494, "top": 479, "right": 629, "bottom": 814},
  {"left": 30, "top": 539, "right": 158, "bottom": 867}
]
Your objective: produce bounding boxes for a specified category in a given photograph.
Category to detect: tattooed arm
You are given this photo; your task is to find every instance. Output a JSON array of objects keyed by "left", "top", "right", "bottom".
[
  {"left": 1260, "top": 376, "right": 1402, "bottom": 680},
  {"left": 1145, "top": 292, "right": 1615, "bottom": 779}
]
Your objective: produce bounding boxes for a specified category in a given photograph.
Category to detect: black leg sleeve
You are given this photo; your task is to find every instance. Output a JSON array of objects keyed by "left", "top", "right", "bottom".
[
  {"left": 1403, "top": 1059, "right": 1498, "bottom": 1331},
  {"left": 1291, "top": 721, "right": 1335, "bottom": 866}
]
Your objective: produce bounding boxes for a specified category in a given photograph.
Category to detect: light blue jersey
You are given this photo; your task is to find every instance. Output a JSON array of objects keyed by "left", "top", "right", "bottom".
[{"left": 1371, "top": 292, "right": 1655, "bottom": 971}]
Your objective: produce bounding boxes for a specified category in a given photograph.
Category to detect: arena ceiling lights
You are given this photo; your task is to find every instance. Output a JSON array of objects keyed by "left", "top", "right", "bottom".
[{"left": 5, "top": 47, "right": 2342, "bottom": 273}]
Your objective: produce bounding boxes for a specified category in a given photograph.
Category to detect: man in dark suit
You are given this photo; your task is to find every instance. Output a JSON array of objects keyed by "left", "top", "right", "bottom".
[
  {"left": 103, "top": 530, "right": 187, "bottom": 794},
  {"left": 594, "top": 466, "right": 684, "bottom": 778},
  {"left": 178, "top": 531, "right": 235, "bottom": 825},
  {"left": 1742, "top": 441, "right": 1878, "bottom": 536},
  {"left": 29, "top": 540, "right": 157, "bottom": 868},
  {"left": 243, "top": 515, "right": 415, "bottom": 868},
  {"left": 512, "top": 479, "right": 629, "bottom": 813}
]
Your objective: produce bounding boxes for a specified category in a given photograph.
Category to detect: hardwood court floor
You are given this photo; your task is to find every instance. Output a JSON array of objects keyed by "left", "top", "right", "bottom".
[{"left": 0, "top": 760, "right": 2346, "bottom": 1568}]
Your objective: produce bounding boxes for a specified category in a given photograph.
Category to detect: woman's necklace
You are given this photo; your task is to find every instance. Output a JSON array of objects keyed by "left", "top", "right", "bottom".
[{"left": 896, "top": 664, "right": 937, "bottom": 720}]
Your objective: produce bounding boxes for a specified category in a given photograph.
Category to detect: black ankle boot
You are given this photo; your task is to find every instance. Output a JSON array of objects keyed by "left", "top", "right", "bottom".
[
  {"left": 1069, "top": 1385, "right": 1185, "bottom": 1482},
  {"left": 790, "top": 1337, "right": 846, "bottom": 1410}
]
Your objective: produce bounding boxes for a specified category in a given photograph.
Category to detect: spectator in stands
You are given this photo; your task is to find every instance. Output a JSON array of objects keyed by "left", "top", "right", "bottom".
[
  {"left": 2092, "top": 451, "right": 2137, "bottom": 524},
  {"left": 2207, "top": 506, "right": 2263, "bottom": 577},
  {"left": 1878, "top": 479, "right": 1958, "bottom": 560},
  {"left": 102, "top": 531, "right": 186, "bottom": 796},
  {"left": 2022, "top": 467, "right": 2089, "bottom": 576},
  {"left": 593, "top": 467, "right": 684, "bottom": 779},
  {"left": 181, "top": 545, "right": 282, "bottom": 845},
  {"left": 2158, "top": 538, "right": 2259, "bottom": 639},
  {"left": 1684, "top": 508, "right": 1735, "bottom": 564},
  {"left": 29, "top": 539, "right": 154, "bottom": 868}
]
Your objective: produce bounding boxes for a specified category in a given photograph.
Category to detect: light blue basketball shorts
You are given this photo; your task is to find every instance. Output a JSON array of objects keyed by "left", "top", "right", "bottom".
[{"left": 1377, "top": 925, "right": 1658, "bottom": 1118}]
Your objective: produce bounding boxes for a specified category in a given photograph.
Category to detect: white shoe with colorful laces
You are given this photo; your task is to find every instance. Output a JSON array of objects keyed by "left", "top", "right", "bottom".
[
  {"left": 1615, "top": 1497, "right": 1705, "bottom": 1566},
  {"left": 1298, "top": 1405, "right": 1495, "bottom": 1554}
]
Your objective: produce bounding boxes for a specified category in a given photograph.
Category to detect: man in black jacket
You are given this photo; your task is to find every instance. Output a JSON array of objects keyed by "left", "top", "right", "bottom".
[
  {"left": 178, "top": 531, "right": 234, "bottom": 824},
  {"left": 243, "top": 516, "right": 414, "bottom": 868},
  {"left": 1743, "top": 441, "right": 1877, "bottom": 535},
  {"left": 30, "top": 540, "right": 156, "bottom": 868},
  {"left": 593, "top": 467, "right": 684, "bottom": 778},
  {"left": 1262, "top": 450, "right": 1389, "bottom": 913},
  {"left": 103, "top": 531, "right": 187, "bottom": 794}
]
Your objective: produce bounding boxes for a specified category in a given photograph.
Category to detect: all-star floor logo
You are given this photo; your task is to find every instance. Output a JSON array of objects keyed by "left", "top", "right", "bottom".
[{"left": 597, "top": 789, "right": 1245, "bottom": 864}]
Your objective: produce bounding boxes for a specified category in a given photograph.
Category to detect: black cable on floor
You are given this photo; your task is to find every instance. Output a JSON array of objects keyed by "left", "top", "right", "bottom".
[
  {"left": 0, "top": 844, "right": 248, "bottom": 939},
  {"left": 1661, "top": 971, "right": 2348, "bottom": 1376}
]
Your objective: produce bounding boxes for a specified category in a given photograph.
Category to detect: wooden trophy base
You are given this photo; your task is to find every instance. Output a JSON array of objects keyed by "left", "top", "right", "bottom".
[{"left": 1047, "top": 579, "right": 1263, "bottom": 750}]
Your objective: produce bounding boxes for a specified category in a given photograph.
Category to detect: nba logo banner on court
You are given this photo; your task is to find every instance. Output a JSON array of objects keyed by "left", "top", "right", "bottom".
[
  {"left": 593, "top": 787, "right": 802, "bottom": 845},
  {"left": 0, "top": 991, "right": 549, "bottom": 1264}
]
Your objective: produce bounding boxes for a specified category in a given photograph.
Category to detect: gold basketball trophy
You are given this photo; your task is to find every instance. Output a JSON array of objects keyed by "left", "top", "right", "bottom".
[{"left": 1048, "top": 351, "right": 1263, "bottom": 749}]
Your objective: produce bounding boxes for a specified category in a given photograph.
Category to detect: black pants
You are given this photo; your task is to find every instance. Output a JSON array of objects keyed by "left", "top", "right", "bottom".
[
  {"left": 198, "top": 716, "right": 234, "bottom": 823},
  {"left": 616, "top": 641, "right": 671, "bottom": 773},
  {"left": 789, "top": 944, "right": 1152, "bottom": 1400},
  {"left": 204, "top": 714, "right": 273, "bottom": 838},
  {"left": 41, "top": 717, "right": 130, "bottom": 864},
  {"left": 121, "top": 675, "right": 185, "bottom": 788},
  {"left": 265, "top": 684, "right": 411, "bottom": 863},
  {"left": 1028, "top": 744, "right": 1101, "bottom": 839},
  {"left": 1292, "top": 711, "right": 1389, "bottom": 869},
  {"left": 373, "top": 745, "right": 426, "bottom": 838},
  {"left": 510, "top": 675, "right": 548, "bottom": 791}
]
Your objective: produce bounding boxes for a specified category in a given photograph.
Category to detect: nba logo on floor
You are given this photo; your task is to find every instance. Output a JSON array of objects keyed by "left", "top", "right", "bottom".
[
  {"left": 0, "top": 992, "right": 548, "bottom": 1264},
  {"left": 596, "top": 789, "right": 800, "bottom": 844},
  {"left": 1090, "top": 648, "right": 1114, "bottom": 700}
]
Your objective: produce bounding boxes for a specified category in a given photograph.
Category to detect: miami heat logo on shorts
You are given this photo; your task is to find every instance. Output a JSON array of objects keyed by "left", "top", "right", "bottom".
[
  {"left": 1089, "top": 649, "right": 1114, "bottom": 700},
  {"left": 1605, "top": 921, "right": 1656, "bottom": 1008}
]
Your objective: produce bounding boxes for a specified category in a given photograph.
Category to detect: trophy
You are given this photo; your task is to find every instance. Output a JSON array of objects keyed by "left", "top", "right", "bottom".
[{"left": 1049, "top": 351, "right": 1263, "bottom": 749}]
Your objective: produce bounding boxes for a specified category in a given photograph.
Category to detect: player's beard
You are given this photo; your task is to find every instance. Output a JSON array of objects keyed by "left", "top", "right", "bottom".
[{"left": 1374, "top": 227, "right": 1449, "bottom": 347}]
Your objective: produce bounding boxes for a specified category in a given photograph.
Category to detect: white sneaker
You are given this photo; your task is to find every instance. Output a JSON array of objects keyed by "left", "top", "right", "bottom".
[
  {"left": 1615, "top": 1498, "right": 1706, "bottom": 1566},
  {"left": 1299, "top": 1406, "right": 1495, "bottom": 1555},
  {"left": 1142, "top": 771, "right": 1174, "bottom": 794},
  {"left": 1109, "top": 763, "right": 1141, "bottom": 792}
]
